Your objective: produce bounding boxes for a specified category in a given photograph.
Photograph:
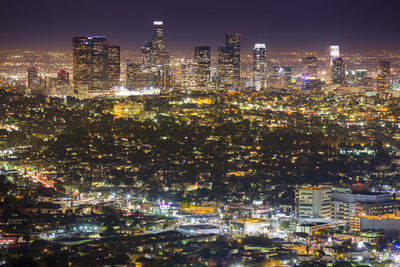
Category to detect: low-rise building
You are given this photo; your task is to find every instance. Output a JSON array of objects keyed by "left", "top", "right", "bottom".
[
  {"left": 230, "top": 218, "right": 270, "bottom": 234},
  {"left": 176, "top": 224, "right": 220, "bottom": 235},
  {"left": 296, "top": 186, "right": 331, "bottom": 219},
  {"left": 294, "top": 222, "right": 329, "bottom": 235}
]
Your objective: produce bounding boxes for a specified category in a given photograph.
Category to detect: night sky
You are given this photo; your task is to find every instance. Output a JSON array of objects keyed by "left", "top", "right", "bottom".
[{"left": 1, "top": 0, "right": 400, "bottom": 53}]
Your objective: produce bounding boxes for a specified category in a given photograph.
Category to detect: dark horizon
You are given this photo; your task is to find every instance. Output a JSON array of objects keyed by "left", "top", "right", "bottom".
[{"left": 2, "top": 0, "right": 400, "bottom": 53}]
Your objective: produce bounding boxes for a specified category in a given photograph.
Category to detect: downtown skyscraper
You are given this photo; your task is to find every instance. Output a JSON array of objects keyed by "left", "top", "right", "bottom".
[
  {"left": 73, "top": 36, "right": 120, "bottom": 94},
  {"left": 377, "top": 61, "right": 391, "bottom": 92},
  {"left": 226, "top": 34, "right": 240, "bottom": 88},
  {"left": 218, "top": 46, "right": 235, "bottom": 90},
  {"left": 141, "top": 41, "right": 152, "bottom": 69},
  {"left": 327, "top": 45, "right": 340, "bottom": 66},
  {"left": 27, "top": 67, "right": 38, "bottom": 88},
  {"left": 150, "top": 21, "right": 169, "bottom": 71},
  {"left": 194, "top": 46, "right": 211, "bottom": 89},
  {"left": 326, "top": 45, "right": 340, "bottom": 83},
  {"left": 302, "top": 56, "right": 318, "bottom": 77},
  {"left": 107, "top": 45, "right": 121, "bottom": 88},
  {"left": 218, "top": 33, "right": 240, "bottom": 90},
  {"left": 179, "top": 58, "right": 198, "bottom": 90},
  {"left": 252, "top": 43, "right": 267, "bottom": 91},
  {"left": 88, "top": 36, "right": 108, "bottom": 91},
  {"left": 57, "top": 70, "right": 70, "bottom": 86},
  {"left": 331, "top": 57, "right": 345, "bottom": 84},
  {"left": 73, "top": 37, "right": 91, "bottom": 93},
  {"left": 126, "top": 62, "right": 153, "bottom": 90}
]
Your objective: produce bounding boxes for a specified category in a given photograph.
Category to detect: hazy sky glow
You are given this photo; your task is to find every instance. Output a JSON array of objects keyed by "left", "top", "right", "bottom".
[{"left": 2, "top": 0, "right": 400, "bottom": 52}]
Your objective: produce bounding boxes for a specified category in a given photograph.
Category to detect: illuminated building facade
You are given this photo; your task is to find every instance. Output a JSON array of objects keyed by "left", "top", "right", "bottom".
[
  {"left": 73, "top": 36, "right": 121, "bottom": 94},
  {"left": 295, "top": 186, "right": 331, "bottom": 219},
  {"left": 328, "top": 45, "right": 340, "bottom": 66},
  {"left": 57, "top": 70, "right": 70, "bottom": 86},
  {"left": 302, "top": 56, "right": 318, "bottom": 77},
  {"left": 73, "top": 36, "right": 91, "bottom": 93},
  {"left": 345, "top": 70, "right": 356, "bottom": 84},
  {"left": 194, "top": 46, "right": 211, "bottom": 89},
  {"left": 218, "top": 46, "right": 235, "bottom": 90},
  {"left": 332, "top": 191, "right": 392, "bottom": 224},
  {"left": 107, "top": 45, "right": 120, "bottom": 88},
  {"left": 331, "top": 184, "right": 400, "bottom": 231},
  {"left": 377, "top": 60, "right": 391, "bottom": 91},
  {"left": 225, "top": 33, "right": 241, "bottom": 88},
  {"left": 158, "top": 51, "right": 170, "bottom": 73},
  {"left": 27, "top": 67, "right": 38, "bottom": 88},
  {"left": 356, "top": 69, "right": 368, "bottom": 86},
  {"left": 294, "top": 222, "right": 329, "bottom": 235},
  {"left": 126, "top": 62, "right": 153, "bottom": 90},
  {"left": 331, "top": 57, "right": 345, "bottom": 84},
  {"left": 252, "top": 43, "right": 267, "bottom": 91},
  {"left": 358, "top": 213, "right": 400, "bottom": 233},
  {"left": 88, "top": 36, "right": 108, "bottom": 91},
  {"left": 267, "top": 66, "right": 292, "bottom": 89},
  {"left": 179, "top": 58, "right": 197, "bottom": 90},
  {"left": 230, "top": 218, "right": 269, "bottom": 234},
  {"left": 155, "top": 70, "right": 174, "bottom": 92},
  {"left": 150, "top": 21, "right": 167, "bottom": 70},
  {"left": 141, "top": 41, "right": 152, "bottom": 69},
  {"left": 267, "top": 75, "right": 282, "bottom": 89}
]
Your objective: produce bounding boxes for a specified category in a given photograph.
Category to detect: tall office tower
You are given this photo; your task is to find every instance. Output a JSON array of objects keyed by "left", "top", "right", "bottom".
[
  {"left": 73, "top": 36, "right": 119, "bottom": 93},
  {"left": 107, "top": 45, "right": 120, "bottom": 88},
  {"left": 252, "top": 43, "right": 267, "bottom": 91},
  {"left": 126, "top": 62, "right": 153, "bottom": 90},
  {"left": 194, "top": 46, "right": 211, "bottom": 89},
  {"left": 225, "top": 33, "right": 240, "bottom": 88},
  {"left": 302, "top": 56, "right": 318, "bottom": 77},
  {"left": 331, "top": 57, "right": 345, "bottom": 84},
  {"left": 179, "top": 58, "right": 198, "bottom": 90},
  {"left": 141, "top": 41, "right": 152, "bottom": 69},
  {"left": 73, "top": 37, "right": 91, "bottom": 93},
  {"left": 57, "top": 70, "right": 70, "bottom": 86},
  {"left": 273, "top": 66, "right": 292, "bottom": 88},
  {"left": 218, "top": 46, "right": 235, "bottom": 90},
  {"left": 296, "top": 186, "right": 331, "bottom": 219},
  {"left": 155, "top": 70, "right": 174, "bottom": 92},
  {"left": 377, "top": 61, "right": 391, "bottom": 92},
  {"left": 327, "top": 45, "right": 340, "bottom": 66},
  {"left": 158, "top": 51, "right": 170, "bottom": 73},
  {"left": 345, "top": 70, "right": 356, "bottom": 84},
  {"left": 27, "top": 67, "right": 38, "bottom": 88},
  {"left": 356, "top": 69, "right": 368, "bottom": 86},
  {"left": 88, "top": 36, "right": 108, "bottom": 91},
  {"left": 150, "top": 21, "right": 166, "bottom": 68}
]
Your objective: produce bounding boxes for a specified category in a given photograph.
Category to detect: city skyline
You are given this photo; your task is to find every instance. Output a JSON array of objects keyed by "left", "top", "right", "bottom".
[
  {"left": 2, "top": 0, "right": 400, "bottom": 53},
  {"left": 2, "top": 1, "right": 400, "bottom": 266}
]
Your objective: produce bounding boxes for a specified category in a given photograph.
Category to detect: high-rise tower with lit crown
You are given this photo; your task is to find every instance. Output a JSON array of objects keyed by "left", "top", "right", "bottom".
[
  {"left": 150, "top": 21, "right": 167, "bottom": 69},
  {"left": 253, "top": 43, "right": 267, "bottom": 91}
]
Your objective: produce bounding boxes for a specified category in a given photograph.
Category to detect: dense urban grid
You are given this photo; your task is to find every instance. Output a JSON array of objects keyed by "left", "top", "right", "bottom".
[{"left": 1, "top": 19, "right": 400, "bottom": 266}]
